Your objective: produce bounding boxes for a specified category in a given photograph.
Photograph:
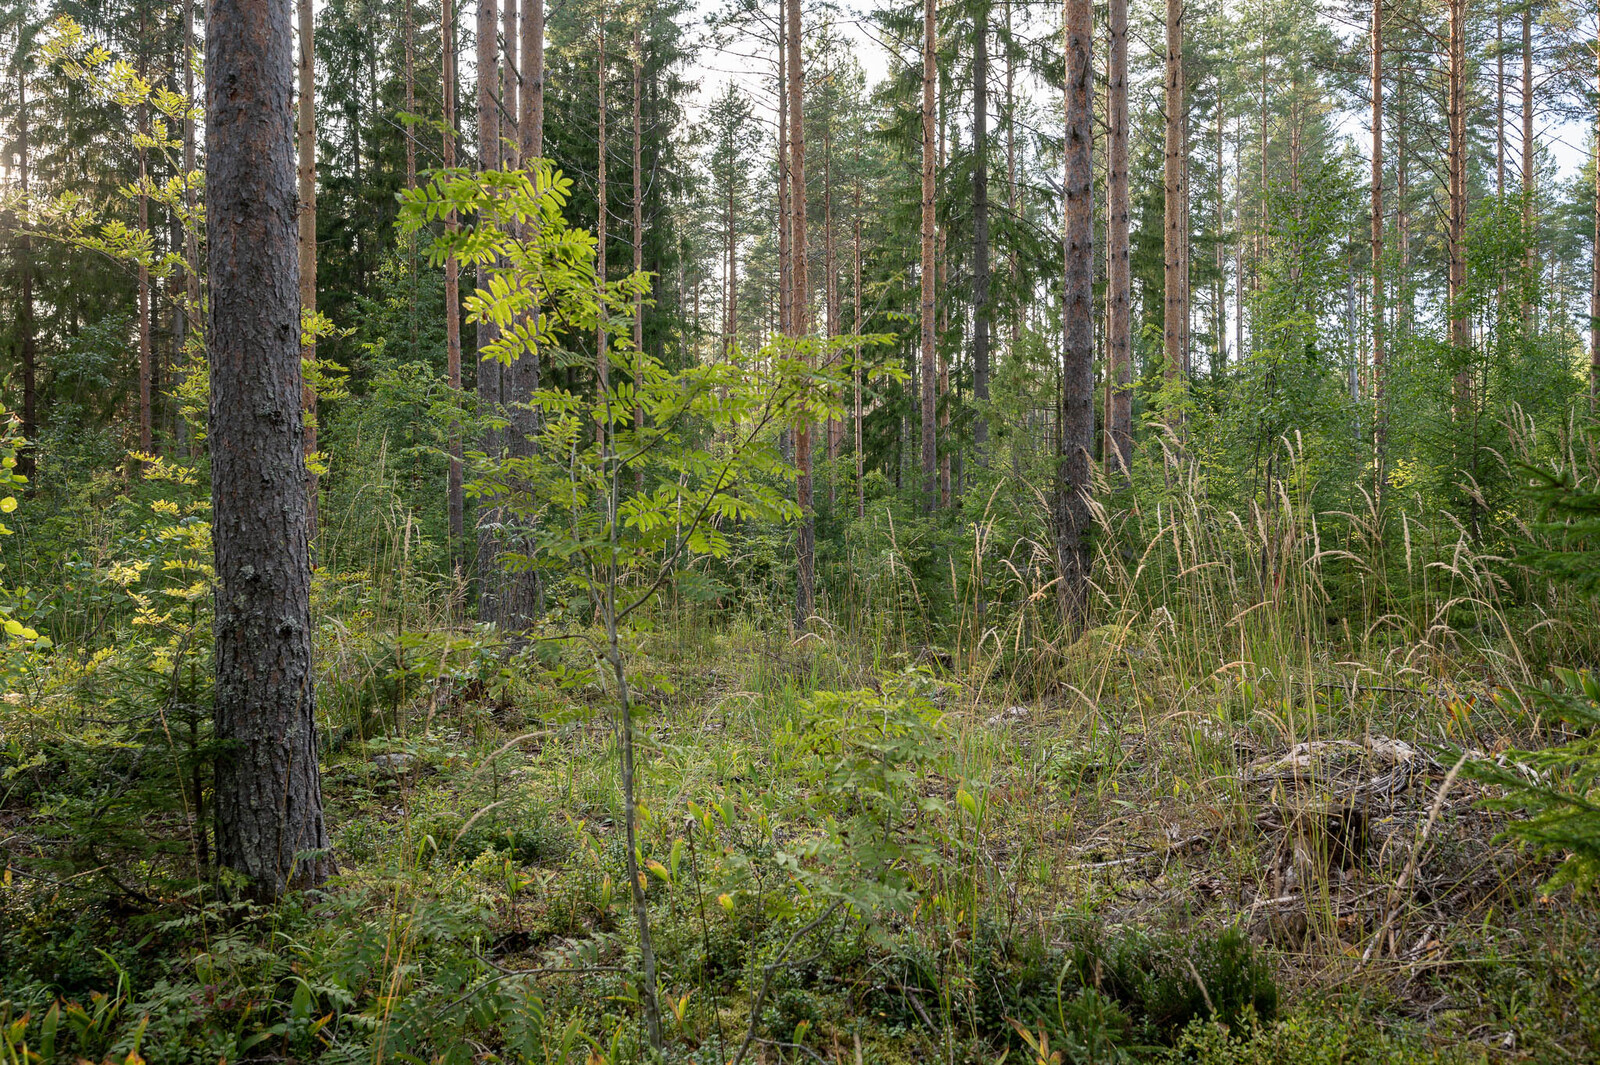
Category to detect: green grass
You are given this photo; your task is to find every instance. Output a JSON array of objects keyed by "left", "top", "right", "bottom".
[{"left": 4, "top": 463, "right": 1600, "bottom": 1063}]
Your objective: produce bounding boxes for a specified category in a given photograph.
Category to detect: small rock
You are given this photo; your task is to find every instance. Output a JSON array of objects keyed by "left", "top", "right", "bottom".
[
  {"left": 370, "top": 752, "right": 415, "bottom": 771},
  {"left": 985, "top": 706, "right": 1030, "bottom": 727}
]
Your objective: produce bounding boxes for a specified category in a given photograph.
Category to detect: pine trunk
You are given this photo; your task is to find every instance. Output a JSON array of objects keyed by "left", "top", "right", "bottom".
[
  {"left": 1059, "top": 0, "right": 1095, "bottom": 624},
  {"left": 1106, "top": 0, "right": 1130, "bottom": 474},
  {"left": 1163, "top": 0, "right": 1185, "bottom": 428},
  {"left": 476, "top": 0, "right": 504, "bottom": 622},
  {"left": 297, "top": 0, "right": 317, "bottom": 532},
  {"left": 1372, "top": 0, "right": 1386, "bottom": 493},
  {"left": 444, "top": 0, "right": 464, "bottom": 553},
  {"left": 206, "top": 0, "right": 332, "bottom": 898},
  {"left": 920, "top": 0, "right": 937, "bottom": 511},
  {"left": 973, "top": 4, "right": 991, "bottom": 455},
  {"left": 789, "top": 0, "right": 814, "bottom": 627}
]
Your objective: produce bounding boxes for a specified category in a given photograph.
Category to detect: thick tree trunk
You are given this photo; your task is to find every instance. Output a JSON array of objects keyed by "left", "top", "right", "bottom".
[
  {"left": 973, "top": 4, "right": 991, "bottom": 456},
  {"left": 1059, "top": 0, "right": 1094, "bottom": 625},
  {"left": 297, "top": 0, "right": 317, "bottom": 532},
  {"left": 1372, "top": 0, "right": 1387, "bottom": 494},
  {"left": 789, "top": 0, "right": 814, "bottom": 628},
  {"left": 920, "top": 0, "right": 937, "bottom": 511},
  {"left": 206, "top": 0, "right": 332, "bottom": 899},
  {"left": 1106, "top": 0, "right": 1130, "bottom": 474},
  {"left": 1162, "top": 0, "right": 1185, "bottom": 429},
  {"left": 444, "top": 0, "right": 464, "bottom": 553}
]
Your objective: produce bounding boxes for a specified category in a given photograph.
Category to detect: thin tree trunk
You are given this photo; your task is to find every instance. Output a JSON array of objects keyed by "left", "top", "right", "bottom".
[
  {"left": 16, "top": 66, "right": 35, "bottom": 484},
  {"left": 597, "top": 6, "right": 608, "bottom": 416},
  {"left": 778, "top": 19, "right": 790, "bottom": 340},
  {"left": 1497, "top": 6, "right": 1505, "bottom": 199},
  {"left": 1522, "top": 3, "right": 1535, "bottom": 324},
  {"left": 207, "top": 0, "right": 332, "bottom": 898},
  {"left": 938, "top": 104, "right": 950, "bottom": 509},
  {"left": 632, "top": 20, "right": 644, "bottom": 489},
  {"left": 182, "top": 0, "right": 201, "bottom": 461},
  {"left": 1372, "top": 0, "right": 1387, "bottom": 494},
  {"left": 1592, "top": 37, "right": 1599, "bottom": 405},
  {"left": 1106, "top": 0, "right": 1130, "bottom": 474},
  {"left": 789, "top": 0, "right": 814, "bottom": 627},
  {"left": 825, "top": 91, "right": 839, "bottom": 472},
  {"left": 920, "top": 0, "right": 937, "bottom": 511},
  {"left": 854, "top": 182, "right": 864, "bottom": 519},
  {"left": 1214, "top": 76, "right": 1224, "bottom": 372},
  {"left": 1448, "top": 0, "right": 1469, "bottom": 413},
  {"left": 1163, "top": 0, "right": 1185, "bottom": 429},
  {"left": 444, "top": 0, "right": 464, "bottom": 554},
  {"left": 138, "top": 8, "right": 153, "bottom": 454},
  {"left": 405, "top": 0, "right": 416, "bottom": 189},
  {"left": 1059, "top": 0, "right": 1094, "bottom": 624},
  {"left": 476, "top": 0, "right": 504, "bottom": 622},
  {"left": 973, "top": 3, "right": 991, "bottom": 456},
  {"left": 297, "top": 0, "right": 317, "bottom": 530}
]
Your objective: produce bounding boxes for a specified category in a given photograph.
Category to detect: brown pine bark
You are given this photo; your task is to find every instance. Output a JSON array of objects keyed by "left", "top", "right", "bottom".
[
  {"left": 1163, "top": 0, "right": 1185, "bottom": 427},
  {"left": 632, "top": 21, "right": 644, "bottom": 489},
  {"left": 854, "top": 179, "right": 864, "bottom": 519},
  {"left": 938, "top": 105, "right": 950, "bottom": 509},
  {"left": 1372, "top": 0, "right": 1387, "bottom": 492},
  {"left": 405, "top": 0, "right": 416, "bottom": 189},
  {"left": 824, "top": 92, "right": 840, "bottom": 473},
  {"left": 1448, "top": 0, "right": 1469, "bottom": 413},
  {"left": 444, "top": 0, "right": 464, "bottom": 552},
  {"left": 15, "top": 66, "right": 35, "bottom": 483},
  {"left": 1593, "top": 38, "right": 1599, "bottom": 405},
  {"left": 138, "top": 8, "right": 153, "bottom": 454},
  {"left": 789, "top": 0, "right": 814, "bottom": 627},
  {"left": 777, "top": 20, "right": 790, "bottom": 339},
  {"left": 973, "top": 5, "right": 991, "bottom": 456},
  {"left": 297, "top": 0, "right": 317, "bottom": 530},
  {"left": 597, "top": 7, "right": 609, "bottom": 412},
  {"left": 1106, "top": 0, "right": 1130, "bottom": 474},
  {"left": 920, "top": 0, "right": 937, "bottom": 511},
  {"left": 182, "top": 0, "right": 201, "bottom": 459},
  {"left": 1522, "top": 3, "right": 1535, "bottom": 324},
  {"left": 206, "top": 0, "right": 332, "bottom": 898},
  {"left": 1059, "top": 0, "right": 1095, "bottom": 624},
  {"left": 476, "top": 0, "right": 504, "bottom": 621}
]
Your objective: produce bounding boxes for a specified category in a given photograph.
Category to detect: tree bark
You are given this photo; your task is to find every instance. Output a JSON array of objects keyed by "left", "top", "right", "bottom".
[
  {"left": 1448, "top": 0, "right": 1469, "bottom": 413},
  {"left": 476, "top": 0, "right": 504, "bottom": 622},
  {"left": 444, "top": 0, "right": 464, "bottom": 554},
  {"left": 632, "top": 20, "right": 645, "bottom": 490},
  {"left": 207, "top": 0, "right": 332, "bottom": 899},
  {"left": 597, "top": 5, "right": 608, "bottom": 415},
  {"left": 854, "top": 180, "right": 864, "bottom": 519},
  {"left": 1371, "top": 0, "right": 1387, "bottom": 495},
  {"left": 1163, "top": 0, "right": 1185, "bottom": 429},
  {"left": 973, "top": 3, "right": 991, "bottom": 456},
  {"left": 138, "top": 8, "right": 153, "bottom": 455},
  {"left": 1522, "top": 2, "right": 1535, "bottom": 325},
  {"left": 405, "top": 0, "right": 417, "bottom": 190},
  {"left": 15, "top": 66, "right": 36, "bottom": 484},
  {"left": 1592, "top": 36, "right": 1599, "bottom": 405},
  {"left": 1106, "top": 0, "right": 1130, "bottom": 475},
  {"left": 297, "top": 0, "right": 317, "bottom": 533},
  {"left": 1059, "top": 0, "right": 1094, "bottom": 625},
  {"left": 920, "top": 0, "right": 937, "bottom": 511},
  {"left": 789, "top": 0, "right": 814, "bottom": 628}
]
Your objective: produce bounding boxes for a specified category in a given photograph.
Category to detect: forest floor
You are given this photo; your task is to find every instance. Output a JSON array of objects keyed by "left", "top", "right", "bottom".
[{"left": 5, "top": 607, "right": 1600, "bottom": 1064}]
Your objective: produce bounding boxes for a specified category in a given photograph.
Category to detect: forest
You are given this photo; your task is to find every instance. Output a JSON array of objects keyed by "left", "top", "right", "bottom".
[{"left": 3, "top": 0, "right": 1600, "bottom": 1058}]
